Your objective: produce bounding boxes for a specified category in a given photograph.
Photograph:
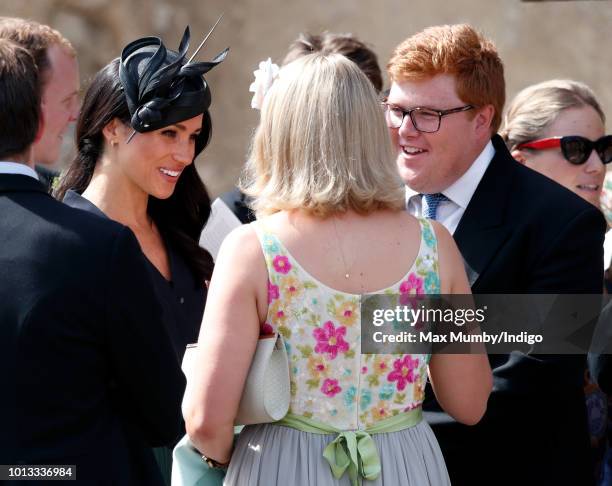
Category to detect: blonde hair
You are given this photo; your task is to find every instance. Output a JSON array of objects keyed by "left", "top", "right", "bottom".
[
  {"left": 388, "top": 24, "right": 505, "bottom": 134},
  {"left": 241, "top": 53, "right": 404, "bottom": 217},
  {"left": 501, "top": 79, "right": 605, "bottom": 150}
]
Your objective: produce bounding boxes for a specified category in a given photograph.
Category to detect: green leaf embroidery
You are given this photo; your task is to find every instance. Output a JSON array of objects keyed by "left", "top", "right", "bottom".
[
  {"left": 306, "top": 378, "right": 320, "bottom": 390},
  {"left": 305, "top": 313, "right": 322, "bottom": 327},
  {"left": 345, "top": 350, "right": 355, "bottom": 359},
  {"left": 303, "top": 281, "right": 317, "bottom": 289},
  {"left": 279, "top": 325, "right": 292, "bottom": 339},
  {"left": 367, "top": 375, "right": 380, "bottom": 387},
  {"left": 393, "top": 393, "right": 406, "bottom": 404},
  {"left": 297, "top": 345, "right": 313, "bottom": 358},
  {"left": 326, "top": 300, "right": 337, "bottom": 316}
]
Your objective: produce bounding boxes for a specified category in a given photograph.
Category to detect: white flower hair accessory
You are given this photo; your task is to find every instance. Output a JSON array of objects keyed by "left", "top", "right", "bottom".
[{"left": 249, "top": 57, "right": 280, "bottom": 110}]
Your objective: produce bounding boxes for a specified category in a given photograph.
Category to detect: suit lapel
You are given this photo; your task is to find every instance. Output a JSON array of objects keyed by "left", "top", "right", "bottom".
[{"left": 453, "top": 136, "right": 515, "bottom": 289}]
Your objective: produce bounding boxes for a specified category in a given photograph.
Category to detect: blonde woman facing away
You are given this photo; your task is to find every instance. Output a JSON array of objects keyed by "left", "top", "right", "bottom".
[{"left": 184, "top": 53, "right": 492, "bottom": 486}]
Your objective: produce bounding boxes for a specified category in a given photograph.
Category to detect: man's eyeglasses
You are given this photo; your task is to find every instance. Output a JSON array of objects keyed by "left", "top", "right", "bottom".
[
  {"left": 382, "top": 102, "right": 474, "bottom": 133},
  {"left": 517, "top": 135, "right": 612, "bottom": 165}
]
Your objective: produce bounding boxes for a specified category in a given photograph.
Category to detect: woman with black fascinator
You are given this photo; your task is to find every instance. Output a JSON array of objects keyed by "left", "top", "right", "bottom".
[
  {"left": 54, "top": 26, "right": 227, "bottom": 484},
  {"left": 56, "top": 27, "right": 226, "bottom": 352}
]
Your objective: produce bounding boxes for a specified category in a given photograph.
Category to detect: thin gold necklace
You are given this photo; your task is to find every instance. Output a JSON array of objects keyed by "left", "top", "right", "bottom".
[{"left": 332, "top": 216, "right": 351, "bottom": 279}]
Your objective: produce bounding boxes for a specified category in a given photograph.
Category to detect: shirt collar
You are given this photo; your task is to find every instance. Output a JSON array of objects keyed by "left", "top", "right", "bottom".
[
  {"left": 443, "top": 140, "right": 494, "bottom": 209},
  {"left": 404, "top": 140, "right": 495, "bottom": 208},
  {"left": 405, "top": 184, "right": 418, "bottom": 206},
  {"left": 0, "top": 161, "right": 39, "bottom": 180}
]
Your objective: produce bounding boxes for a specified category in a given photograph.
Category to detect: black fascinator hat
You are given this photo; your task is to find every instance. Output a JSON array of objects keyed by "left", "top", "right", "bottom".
[{"left": 119, "top": 25, "right": 228, "bottom": 156}]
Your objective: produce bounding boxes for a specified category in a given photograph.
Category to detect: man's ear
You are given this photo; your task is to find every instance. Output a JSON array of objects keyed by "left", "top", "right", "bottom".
[
  {"left": 33, "top": 109, "right": 45, "bottom": 144},
  {"left": 474, "top": 105, "right": 495, "bottom": 136},
  {"left": 511, "top": 149, "right": 528, "bottom": 164}
]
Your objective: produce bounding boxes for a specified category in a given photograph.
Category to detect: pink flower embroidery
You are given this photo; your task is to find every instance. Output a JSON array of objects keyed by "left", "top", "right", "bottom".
[
  {"left": 387, "top": 356, "right": 420, "bottom": 391},
  {"left": 399, "top": 273, "right": 424, "bottom": 306},
  {"left": 321, "top": 378, "right": 342, "bottom": 397},
  {"left": 400, "top": 273, "right": 424, "bottom": 295},
  {"left": 268, "top": 280, "right": 279, "bottom": 303},
  {"left": 313, "top": 321, "right": 349, "bottom": 360},
  {"left": 273, "top": 255, "right": 292, "bottom": 274},
  {"left": 269, "top": 300, "right": 288, "bottom": 325},
  {"left": 373, "top": 356, "right": 389, "bottom": 375},
  {"left": 361, "top": 366, "right": 368, "bottom": 374},
  {"left": 261, "top": 323, "right": 274, "bottom": 335}
]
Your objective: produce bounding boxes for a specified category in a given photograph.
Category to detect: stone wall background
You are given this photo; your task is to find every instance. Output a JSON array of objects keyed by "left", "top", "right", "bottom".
[{"left": 2, "top": 0, "right": 611, "bottom": 196}]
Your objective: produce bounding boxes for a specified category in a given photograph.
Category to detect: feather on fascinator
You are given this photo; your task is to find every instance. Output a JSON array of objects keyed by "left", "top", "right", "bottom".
[{"left": 119, "top": 25, "right": 228, "bottom": 153}]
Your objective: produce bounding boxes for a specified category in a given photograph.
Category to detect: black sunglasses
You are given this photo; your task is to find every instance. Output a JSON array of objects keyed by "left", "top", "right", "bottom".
[{"left": 517, "top": 135, "right": 612, "bottom": 165}]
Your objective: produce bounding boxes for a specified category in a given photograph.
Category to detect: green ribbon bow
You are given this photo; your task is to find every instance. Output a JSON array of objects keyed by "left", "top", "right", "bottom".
[
  {"left": 323, "top": 429, "right": 381, "bottom": 485},
  {"left": 277, "top": 407, "right": 422, "bottom": 486}
]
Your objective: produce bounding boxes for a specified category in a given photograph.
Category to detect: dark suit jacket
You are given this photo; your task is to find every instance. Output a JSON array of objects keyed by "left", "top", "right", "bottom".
[
  {"left": 34, "top": 165, "right": 58, "bottom": 193},
  {"left": 220, "top": 187, "right": 256, "bottom": 224},
  {"left": 0, "top": 174, "right": 186, "bottom": 485},
  {"left": 424, "top": 135, "right": 605, "bottom": 486}
]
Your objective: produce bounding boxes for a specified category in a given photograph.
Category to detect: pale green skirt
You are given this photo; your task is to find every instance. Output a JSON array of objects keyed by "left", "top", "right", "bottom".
[{"left": 224, "top": 420, "right": 450, "bottom": 485}]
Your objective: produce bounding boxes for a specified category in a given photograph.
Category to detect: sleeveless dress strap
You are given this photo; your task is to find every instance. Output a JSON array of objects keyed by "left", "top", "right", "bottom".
[{"left": 252, "top": 221, "right": 284, "bottom": 275}]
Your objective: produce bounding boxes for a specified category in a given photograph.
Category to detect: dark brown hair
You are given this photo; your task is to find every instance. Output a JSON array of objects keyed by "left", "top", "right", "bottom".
[
  {"left": 54, "top": 59, "right": 214, "bottom": 283},
  {"left": 283, "top": 32, "right": 383, "bottom": 93},
  {"left": 0, "top": 38, "right": 40, "bottom": 160}
]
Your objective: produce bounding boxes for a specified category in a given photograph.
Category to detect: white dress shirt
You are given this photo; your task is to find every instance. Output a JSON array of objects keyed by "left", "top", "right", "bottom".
[
  {"left": 0, "top": 161, "right": 39, "bottom": 180},
  {"left": 406, "top": 140, "right": 495, "bottom": 234}
]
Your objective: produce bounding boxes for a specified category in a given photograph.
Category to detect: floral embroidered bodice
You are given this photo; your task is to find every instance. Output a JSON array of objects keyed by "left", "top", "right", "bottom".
[{"left": 255, "top": 218, "right": 440, "bottom": 430}]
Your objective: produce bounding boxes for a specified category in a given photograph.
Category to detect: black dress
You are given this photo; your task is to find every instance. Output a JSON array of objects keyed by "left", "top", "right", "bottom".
[
  {"left": 63, "top": 190, "right": 206, "bottom": 357},
  {"left": 63, "top": 190, "right": 206, "bottom": 485}
]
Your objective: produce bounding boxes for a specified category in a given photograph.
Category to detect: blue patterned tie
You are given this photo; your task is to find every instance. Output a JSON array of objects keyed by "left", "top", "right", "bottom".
[{"left": 422, "top": 193, "right": 448, "bottom": 220}]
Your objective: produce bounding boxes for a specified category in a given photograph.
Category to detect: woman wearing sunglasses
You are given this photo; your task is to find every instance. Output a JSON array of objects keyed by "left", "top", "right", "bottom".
[
  {"left": 502, "top": 79, "right": 610, "bottom": 484},
  {"left": 501, "top": 79, "right": 609, "bottom": 208}
]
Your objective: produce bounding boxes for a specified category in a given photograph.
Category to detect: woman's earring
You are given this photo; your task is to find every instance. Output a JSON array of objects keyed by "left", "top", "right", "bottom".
[{"left": 111, "top": 140, "right": 118, "bottom": 147}]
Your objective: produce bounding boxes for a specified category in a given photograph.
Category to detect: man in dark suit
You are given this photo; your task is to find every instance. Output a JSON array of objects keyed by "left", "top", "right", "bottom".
[
  {"left": 0, "top": 17, "right": 80, "bottom": 191},
  {"left": 386, "top": 24, "right": 605, "bottom": 485},
  {"left": 0, "top": 38, "right": 184, "bottom": 485}
]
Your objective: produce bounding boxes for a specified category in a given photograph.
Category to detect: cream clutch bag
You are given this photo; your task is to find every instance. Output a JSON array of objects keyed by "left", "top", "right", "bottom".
[{"left": 182, "top": 333, "right": 290, "bottom": 425}]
